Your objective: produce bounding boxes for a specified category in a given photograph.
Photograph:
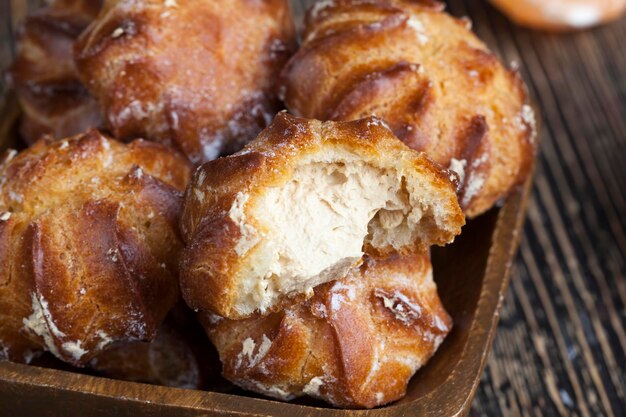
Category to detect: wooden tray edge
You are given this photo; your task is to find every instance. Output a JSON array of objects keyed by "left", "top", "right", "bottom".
[{"left": 0, "top": 86, "right": 538, "bottom": 416}]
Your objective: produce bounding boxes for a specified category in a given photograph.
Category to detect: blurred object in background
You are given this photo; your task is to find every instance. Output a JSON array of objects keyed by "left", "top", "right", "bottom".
[
  {"left": 490, "top": 0, "right": 626, "bottom": 31},
  {"left": 5, "top": 0, "right": 103, "bottom": 145}
]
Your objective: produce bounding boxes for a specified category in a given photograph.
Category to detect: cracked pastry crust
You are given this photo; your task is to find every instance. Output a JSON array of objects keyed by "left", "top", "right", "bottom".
[
  {"left": 6, "top": 0, "right": 103, "bottom": 144},
  {"left": 73, "top": 0, "right": 296, "bottom": 164},
  {"left": 202, "top": 252, "right": 451, "bottom": 409},
  {"left": 0, "top": 129, "right": 191, "bottom": 366},
  {"left": 180, "top": 112, "right": 464, "bottom": 319},
  {"left": 279, "top": 0, "right": 536, "bottom": 217}
]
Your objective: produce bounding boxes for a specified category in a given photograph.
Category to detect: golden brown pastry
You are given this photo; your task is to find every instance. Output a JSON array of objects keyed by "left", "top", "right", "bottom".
[
  {"left": 74, "top": 0, "right": 296, "bottom": 164},
  {"left": 202, "top": 252, "right": 451, "bottom": 408},
  {"left": 180, "top": 113, "right": 464, "bottom": 319},
  {"left": 280, "top": 0, "right": 536, "bottom": 217},
  {"left": 6, "top": 0, "right": 103, "bottom": 144},
  {"left": 90, "top": 305, "right": 220, "bottom": 389},
  {"left": 0, "top": 130, "right": 191, "bottom": 366},
  {"left": 490, "top": 0, "right": 626, "bottom": 31}
]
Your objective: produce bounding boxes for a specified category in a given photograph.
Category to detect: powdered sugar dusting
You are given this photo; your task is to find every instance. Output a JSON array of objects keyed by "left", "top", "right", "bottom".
[
  {"left": 366, "top": 117, "right": 391, "bottom": 131},
  {"left": 361, "top": 340, "right": 384, "bottom": 388},
  {"left": 520, "top": 104, "right": 537, "bottom": 141},
  {"left": 448, "top": 158, "right": 467, "bottom": 185},
  {"left": 200, "top": 137, "right": 224, "bottom": 161},
  {"left": 193, "top": 188, "right": 205, "bottom": 204},
  {"left": 375, "top": 289, "right": 424, "bottom": 325},
  {"left": 309, "top": 0, "right": 336, "bottom": 19},
  {"left": 461, "top": 172, "right": 485, "bottom": 207},
  {"left": 61, "top": 340, "right": 87, "bottom": 361},
  {"left": 407, "top": 16, "right": 429, "bottom": 45},
  {"left": 236, "top": 334, "right": 272, "bottom": 370},
  {"left": 312, "top": 301, "right": 327, "bottom": 318},
  {"left": 196, "top": 169, "right": 206, "bottom": 186},
  {"left": 432, "top": 314, "right": 449, "bottom": 332},
  {"left": 330, "top": 293, "right": 345, "bottom": 311},
  {"left": 110, "top": 100, "right": 164, "bottom": 129},
  {"left": 461, "top": 152, "right": 489, "bottom": 207},
  {"left": 376, "top": 392, "right": 384, "bottom": 404},
  {"left": 96, "top": 330, "right": 114, "bottom": 350},
  {"left": 331, "top": 281, "right": 356, "bottom": 301},
  {"left": 2, "top": 149, "right": 17, "bottom": 165},
  {"left": 302, "top": 376, "right": 324, "bottom": 396},
  {"left": 23, "top": 293, "right": 66, "bottom": 359}
]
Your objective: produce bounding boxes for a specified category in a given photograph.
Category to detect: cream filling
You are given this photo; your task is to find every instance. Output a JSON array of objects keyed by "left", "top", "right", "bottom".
[{"left": 234, "top": 156, "right": 425, "bottom": 315}]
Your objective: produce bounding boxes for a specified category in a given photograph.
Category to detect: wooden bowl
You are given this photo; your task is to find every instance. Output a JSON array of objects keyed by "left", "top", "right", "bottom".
[
  {"left": 0, "top": 1, "right": 536, "bottom": 414},
  {"left": 0, "top": 92, "right": 535, "bottom": 417}
]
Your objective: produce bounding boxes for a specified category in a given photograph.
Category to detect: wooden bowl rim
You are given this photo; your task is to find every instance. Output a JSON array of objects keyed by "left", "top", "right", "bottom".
[{"left": 0, "top": 88, "right": 539, "bottom": 416}]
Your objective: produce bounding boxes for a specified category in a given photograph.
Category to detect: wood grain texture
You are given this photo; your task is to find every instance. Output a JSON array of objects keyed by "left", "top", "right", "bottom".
[{"left": 444, "top": 1, "right": 626, "bottom": 416}]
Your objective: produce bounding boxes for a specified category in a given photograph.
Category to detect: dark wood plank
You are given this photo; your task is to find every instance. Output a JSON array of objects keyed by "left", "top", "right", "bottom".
[{"left": 442, "top": 1, "right": 626, "bottom": 416}]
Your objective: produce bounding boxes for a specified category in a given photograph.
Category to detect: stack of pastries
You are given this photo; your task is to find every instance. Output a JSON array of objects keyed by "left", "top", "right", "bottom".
[{"left": 0, "top": 0, "right": 535, "bottom": 409}]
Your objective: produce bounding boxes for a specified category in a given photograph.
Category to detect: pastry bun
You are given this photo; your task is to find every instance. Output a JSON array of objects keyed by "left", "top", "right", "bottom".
[
  {"left": 0, "top": 130, "right": 191, "bottom": 365},
  {"left": 180, "top": 112, "right": 464, "bottom": 319},
  {"left": 202, "top": 252, "right": 451, "bottom": 408},
  {"left": 6, "top": 0, "right": 103, "bottom": 144},
  {"left": 74, "top": 0, "right": 296, "bottom": 164},
  {"left": 280, "top": 0, "right": 536, "bottom": 217}
]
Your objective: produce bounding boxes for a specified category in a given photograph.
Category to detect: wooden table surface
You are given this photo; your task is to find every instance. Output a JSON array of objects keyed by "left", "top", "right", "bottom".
[
  {"left": 435, "top": 2, "right": 626, "bottom": 416},
  {"left": 1, "top": 1, "right": 625, "bottom": 416}
]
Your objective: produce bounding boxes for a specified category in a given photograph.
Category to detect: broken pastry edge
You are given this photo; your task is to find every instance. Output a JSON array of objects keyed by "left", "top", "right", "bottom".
[{"left": 180, "top": 113, "right": 464, "bottom": 319}]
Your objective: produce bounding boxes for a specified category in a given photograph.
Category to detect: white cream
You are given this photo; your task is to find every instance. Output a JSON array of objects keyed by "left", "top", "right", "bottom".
[{"left": 238, "top": 158, "right": 417, "bottom": 314}]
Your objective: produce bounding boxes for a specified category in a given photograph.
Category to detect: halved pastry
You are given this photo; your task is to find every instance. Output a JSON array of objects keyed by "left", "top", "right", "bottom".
[
  {"left": 180, "top": 113, "right": 464, "bottom": 318},
  {"left": 202, "top": 252, "right": 451, "bottom": 408},
  {"left": 74, "top": 0, "right": 296, "bottom": 164},
  {"left": 280, "top": 0, "right": 536, "bottom": 217},
  {"left": 0, "top": 130, "right": 191, "bottom": 365}
]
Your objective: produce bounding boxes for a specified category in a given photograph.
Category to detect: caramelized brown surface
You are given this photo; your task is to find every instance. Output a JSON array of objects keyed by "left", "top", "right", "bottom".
[
  {"left": 180, "top": 113, "right": 464, "bottom": 319},
  {"left": 280, "top": 0, "right": 536, "bottom": 217},
  {"left": 6, "top": 0, "right": 103, "bottom": 144},
  {"left": 74, "top": 0, "right": 296, "bottom": 164},
  {"left": 203, "top": 252, "right": 451, "bottom": 408},
  {"left": 0, "top": 130, "right": 191, "bottom": 366}
]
